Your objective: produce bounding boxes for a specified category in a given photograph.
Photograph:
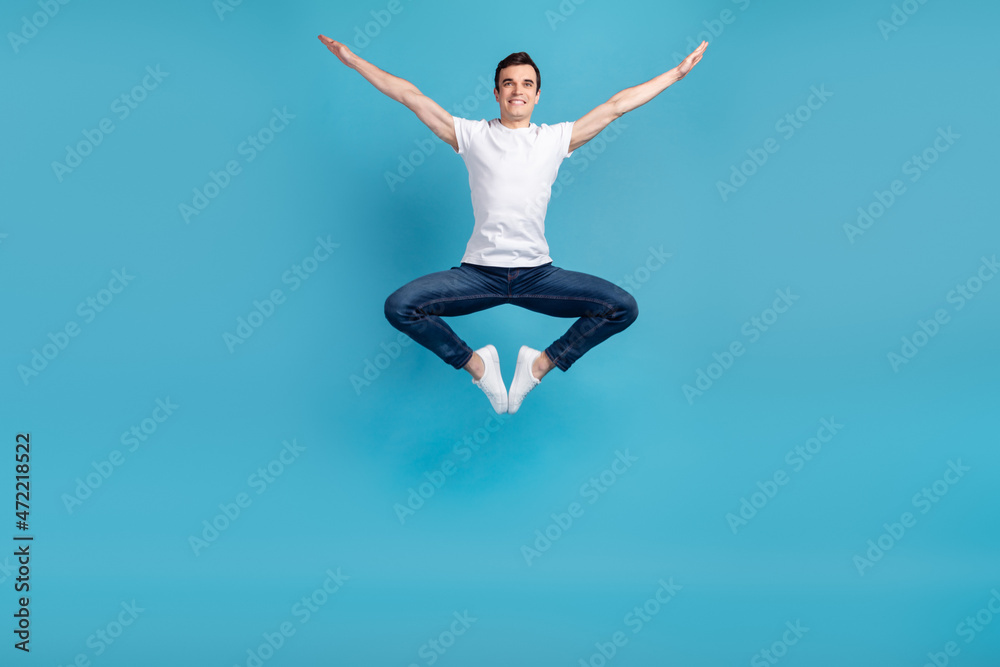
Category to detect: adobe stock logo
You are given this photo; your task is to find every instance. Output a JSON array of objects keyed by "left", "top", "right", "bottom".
[
  {"left": 350, "top": 0, "right": 412, "bottom": 52},
  {"left": 62, "top": 397, "right": 179, "bottom": 514},
  {"left": 213, "top": 0, "right": 245, "bottom": 21},
  {"left": 350, "top": 331, "right": 419, "bottom": 395},
  {"left": 750, "top": 620, "right": 809, "bottom": 667},
  {"left": 577, "top": 578, "right": 682, "bottom": 667},
  {"left": 17, "top": 268, "right": 135, "bottom": 386},
  {"left": 615, "top": 245, "right": 671, "bottom": 295},
  {"left": 407, "top": 611, "right": 477, "bottom": 667},
  {"left": 8, "top": 0, "right": 73, "bottom": 54},
  {"left": 51, "top": 66, "right": 169, "bottom": 182},
  {"left": 56, "top": 600, "right": 144, "bottom": 665},
  {"left": 877, "top": 0, "right": 933, "bottom": 40},
  {"left": 545, "top": 0, "right": 587, "bottom": 31},
  {"left": 669, "top": 0, "right": 754, "bottom": 63},
  {"left": 179, "top": 107, "right": 295, "bottom": 224},
  {"left": 521, "top": 449, "right": 638, "bottom": 566},
  {"left": 921, "top": 588, "right": 1000, "bottom": 667},
  {"left": 222, "top": 236, "right": 339, "bottom": 353},
  {"left": 232, "top": 568, "right": 349, "bottom": 667},
  {"left": 385, "top": 76, "right": 498, "bottom": 192},
  {"left": 682, "top": 288, "right": 799, "bottom": 404},
  {"left": 716, "top": 86, "right": 833, "bottom": 201},
  {"left": 852, "top": 459, "right": 970, "bottom": 576},
  {"left": 188, "top": 439, "right": 306, "bottom": 556},
  {"left": 725, "top": 417, "right": 845, "bottom": 534},
  {"left": 393, "top": 414, "right": 509, "bottom": 524},
  {"left": 886, "top": 254, "right": 996, "bottom": 372},
  {"left": 843, "top": 127, "right": 959, "bottom": 245}
]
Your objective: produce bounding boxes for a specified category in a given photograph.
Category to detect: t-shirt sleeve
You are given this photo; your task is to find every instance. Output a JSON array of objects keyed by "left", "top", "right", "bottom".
[
  {"left": 561, "top": 121, "right": 575, "bottom": 158},
  {"left": 453, "top": 115, "right": 471, "bottom": 155}
]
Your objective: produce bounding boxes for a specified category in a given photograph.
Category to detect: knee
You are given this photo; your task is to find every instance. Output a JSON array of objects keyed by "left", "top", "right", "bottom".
[
  {"left": 618, "top": 292, "right": 639, "bottom": 328},
  {"left": 385, "top": 287, "right": 436, "bottom": 329},
  {"left": 384, "top": 290, "right": 408, "bottom": 327}
]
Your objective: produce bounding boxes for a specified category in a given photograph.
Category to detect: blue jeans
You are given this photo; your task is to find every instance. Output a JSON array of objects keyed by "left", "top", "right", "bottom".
[{"left": 384, "top": 262, "right": 638, "bottom": 371}]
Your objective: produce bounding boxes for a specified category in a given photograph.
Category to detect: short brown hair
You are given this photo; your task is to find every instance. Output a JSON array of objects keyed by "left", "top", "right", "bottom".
[{"left": 494, "top": 52, "right": 541, "bottom": 93}]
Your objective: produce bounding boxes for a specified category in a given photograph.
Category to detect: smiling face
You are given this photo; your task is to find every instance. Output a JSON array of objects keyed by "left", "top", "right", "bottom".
[{"left": 494, "top": 64, "right": 540, "bottom": 126}]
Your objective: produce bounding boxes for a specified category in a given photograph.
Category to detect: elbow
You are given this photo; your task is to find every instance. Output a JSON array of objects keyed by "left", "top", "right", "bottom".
[
  {"left": 609, "top": 98, "right": 627, "bottom": 119},
  {"left": 398, "top": 88, "right": 416, "bottom": 107},
  {"left": 398, "top": 86, "right": 422, "bottom": 107}
]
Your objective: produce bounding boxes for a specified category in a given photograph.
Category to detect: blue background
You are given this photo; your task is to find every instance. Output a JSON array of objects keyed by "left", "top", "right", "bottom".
[{"left": 1, "top": 0, "right": 998, "bottom": 664}]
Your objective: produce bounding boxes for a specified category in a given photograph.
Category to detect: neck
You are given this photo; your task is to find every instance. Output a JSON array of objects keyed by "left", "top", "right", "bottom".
[{"left": 499, "top": 116, "right": 531, "bottom": 129}]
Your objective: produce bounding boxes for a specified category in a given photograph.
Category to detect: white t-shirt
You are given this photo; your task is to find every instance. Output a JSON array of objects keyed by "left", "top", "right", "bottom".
[{"left": 452, "top": 116, "right": 575, "bottom": 267}]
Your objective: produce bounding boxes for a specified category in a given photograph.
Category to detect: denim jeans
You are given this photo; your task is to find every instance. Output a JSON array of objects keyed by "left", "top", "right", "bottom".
[{"left": 384, "top": 262, "right": 638, "bottom": 371}]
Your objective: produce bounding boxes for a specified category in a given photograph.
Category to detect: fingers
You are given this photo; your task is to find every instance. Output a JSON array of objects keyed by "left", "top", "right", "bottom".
[
  {"left": 318, "top": 35, "right": 345, "bottom": 56},
  {"left": 678, "top": 41, "right": 707, "bottom": 66},
  {"left": 687, "top": 41, "right": 707, "bottom": 64}
]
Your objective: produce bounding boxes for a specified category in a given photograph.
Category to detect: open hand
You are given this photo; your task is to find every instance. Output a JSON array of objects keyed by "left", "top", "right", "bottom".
[
  {"left": 318, "top": 35, "right": 357, "bottom": 68},
  {"left": 675, "top": 41, "right": 708, "bottom": 80}
]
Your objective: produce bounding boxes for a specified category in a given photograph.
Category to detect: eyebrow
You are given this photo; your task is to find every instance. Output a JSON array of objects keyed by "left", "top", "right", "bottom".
[{"left": 501, "top": 78, "right": 535, "bottom": 84}]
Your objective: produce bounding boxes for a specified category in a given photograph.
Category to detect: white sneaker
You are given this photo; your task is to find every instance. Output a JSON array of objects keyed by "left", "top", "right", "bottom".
[
  {"left": 471, "top": 345, "right": 507, "bottom": 414},
  {"left": 508, "top": 346, "right": 542, "bottom": 414}
]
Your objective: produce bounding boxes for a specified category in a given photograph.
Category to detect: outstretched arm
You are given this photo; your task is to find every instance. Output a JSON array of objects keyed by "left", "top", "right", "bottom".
[
  {"left": 569, "top": 41, "right": 708, "bottom": 153},
  {"left": 318, "top": 35, "right": 458, "bottom": 152}
]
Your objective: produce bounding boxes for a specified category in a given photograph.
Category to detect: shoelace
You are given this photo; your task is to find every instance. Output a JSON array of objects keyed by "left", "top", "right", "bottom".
[
  {"left": 482, "top": 384, "right": 501, "bottom": 401},
  {"left": 474, "top": 374, "right": 502, "bottom": 400},
  {"left": 512, "top": 372, "right": 539, "bottom": 401}
]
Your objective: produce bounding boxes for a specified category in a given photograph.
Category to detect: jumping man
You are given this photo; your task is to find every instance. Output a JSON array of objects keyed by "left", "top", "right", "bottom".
[{"left": 319, "top": 35, "right": 708, "bottom": 414}]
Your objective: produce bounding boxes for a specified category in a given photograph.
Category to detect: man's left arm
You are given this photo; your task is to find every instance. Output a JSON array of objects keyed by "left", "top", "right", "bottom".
[{"left": 569, "top": 41, "right": 708, "bottom": 153}]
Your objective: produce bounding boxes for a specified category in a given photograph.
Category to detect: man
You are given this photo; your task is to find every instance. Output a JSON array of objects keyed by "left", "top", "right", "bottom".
[{"left": 319, "top": 35, "right": 707, "bottom": 414}]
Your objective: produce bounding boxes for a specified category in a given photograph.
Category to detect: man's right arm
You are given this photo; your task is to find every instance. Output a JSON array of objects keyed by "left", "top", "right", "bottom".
[{"left": 318, "top": 36, "right": 458, "bottom": 153}]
